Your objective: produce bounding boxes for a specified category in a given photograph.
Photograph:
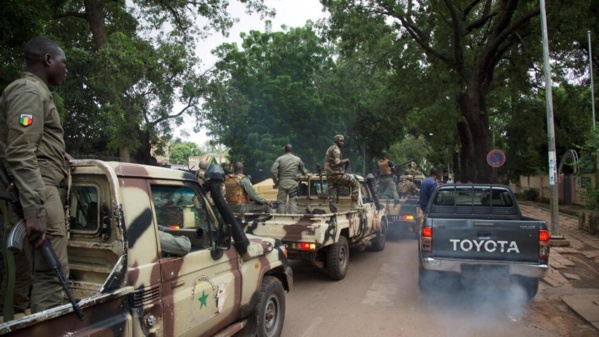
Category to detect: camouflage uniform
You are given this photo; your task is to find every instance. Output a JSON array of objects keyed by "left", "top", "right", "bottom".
[
  {"left": 0, "top": 72, "right": 70, "bottom": 313},
  {"left": 325, "top": 142, "right": 359, "bottom": 202},
  {"left": 398, "top": 177, "right": 419, "bottom": 198},
  {"left": 158, "top": 226, "right": 191, "bottom": 257},
  {"left": 225, "top": 174, "right": 270, "bottom": 214},
  {"left": 377, "top": 158, "right": 399, "bottom": 201},
  {"left": 271, "top": 153, "right": 307, "bottom": 214}
]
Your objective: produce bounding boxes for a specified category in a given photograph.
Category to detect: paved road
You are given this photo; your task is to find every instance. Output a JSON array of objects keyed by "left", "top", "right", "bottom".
[
  {"left": 279, "top": 204, "right": 599, "bottom": 337},
  {"left": 280, "top": 239, "right": 558, "bottom": 337}
]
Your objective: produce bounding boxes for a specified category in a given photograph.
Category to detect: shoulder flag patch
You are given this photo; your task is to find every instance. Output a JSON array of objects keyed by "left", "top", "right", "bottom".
[{"left": 19, "top": 114, "right": 33, "bottom": 126}]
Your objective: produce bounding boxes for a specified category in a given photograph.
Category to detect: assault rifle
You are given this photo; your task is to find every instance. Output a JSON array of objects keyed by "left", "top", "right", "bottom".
[
  {"left": 0, "top": 162, "right": 84, "bottom": 321},
  {"left": 314, "top": 164, "right": 327, "bottom": 199}
]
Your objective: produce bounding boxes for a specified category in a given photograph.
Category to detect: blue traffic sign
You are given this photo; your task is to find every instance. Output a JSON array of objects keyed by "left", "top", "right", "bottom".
[{"left": 487, "top": 150, "right": 506, "bottom": 168}]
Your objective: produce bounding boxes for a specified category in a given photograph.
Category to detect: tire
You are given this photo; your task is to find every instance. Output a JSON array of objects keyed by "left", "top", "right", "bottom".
[
  {"left": 512, "top": 275, "right": 539, "bottom": 301},
  {"left": 241, "top": 276, "right": 286, "bottom": 337},
  {"left": 370, "top": 220, "right": 387, "bottom": 252},
  {"left": 327, "top": 236, "right": 350, "bottom": 280}
]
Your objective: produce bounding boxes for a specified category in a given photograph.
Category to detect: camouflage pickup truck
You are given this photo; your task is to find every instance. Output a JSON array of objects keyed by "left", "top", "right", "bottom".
[
  {"left": 240, "top": 174, "right": 387, "bottom": 280},
  {"left": 0, "top": 160, "right": 292, "bottom": 337}
]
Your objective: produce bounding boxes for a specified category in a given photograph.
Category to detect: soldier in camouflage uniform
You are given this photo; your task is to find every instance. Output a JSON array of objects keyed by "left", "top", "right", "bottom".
[
  {"left": 377, "top": 153, "right": 400, "bottom": 204},
  {"left": 271, "top": 144, "right": 307, "bottom": 214},
  {"left": 225, "top": 162, "right": 273, "bottom": 214},
  {"left": 0, "top": 37, "right": 71, "bottom": 314},
  {"left": 325, "top": 135, "right": 360, "bottom": 212},
  {"left": 397, "top": 175, "right": 419, "bottom": 198}
]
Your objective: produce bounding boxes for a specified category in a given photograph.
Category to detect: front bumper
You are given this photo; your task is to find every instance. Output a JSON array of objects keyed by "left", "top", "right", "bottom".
[{"left": 421, "top": 257, "right": 548, "bottom": 278}]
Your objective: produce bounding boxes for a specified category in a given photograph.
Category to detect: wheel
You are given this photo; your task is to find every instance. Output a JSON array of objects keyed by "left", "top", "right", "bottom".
[
  {"left": 512, "top": 275, "right": 539, "bottom": 300},
  {"left": 241, "top": 276, "right": 286, "bottom": 337},
  {"left": 370, "top": 220, "right": 387, "bottom": 252},
  {"left": 327, "top": 236, "right": 349, "bottom": 280}
]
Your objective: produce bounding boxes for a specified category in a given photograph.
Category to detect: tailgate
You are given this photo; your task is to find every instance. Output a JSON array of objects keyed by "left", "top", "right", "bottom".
[{"left": 430, "top": 218, "right": 542, "bottom": 263}]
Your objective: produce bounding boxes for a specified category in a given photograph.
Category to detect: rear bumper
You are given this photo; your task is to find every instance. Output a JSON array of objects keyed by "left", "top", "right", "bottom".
[{"left": 421, "top": 257, "right": 548, "bottom": 278}]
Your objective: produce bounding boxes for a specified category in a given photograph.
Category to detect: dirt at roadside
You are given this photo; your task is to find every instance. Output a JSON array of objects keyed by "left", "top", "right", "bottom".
[{"left": 519, "top": 202, "right": 599, "bottom": 336}]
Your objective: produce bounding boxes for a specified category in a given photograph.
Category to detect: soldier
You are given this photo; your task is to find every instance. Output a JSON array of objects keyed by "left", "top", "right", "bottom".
[
  {"left": 195, "top": 158, "right": 209, "bottom": 184},
  {"left": 0, "top": 36, "right": 71, "bottom": 314},
  {"left": 158, "top": 226, "right": 191, "bottom": 257},
  {"left": 271, "top": 144, "right": 307, "bottom": 214},
  {"left": 377, "top": 153, "right": 400, "bottom": 204},
  {"left": 397, "top": 175, "right": 419, "bottom": 198},
  {"left": 325, "top": 134, "right": 360, "bottom": 212},
  {"left": 225, "top": 162, "right": 273, "bottom": 214}
]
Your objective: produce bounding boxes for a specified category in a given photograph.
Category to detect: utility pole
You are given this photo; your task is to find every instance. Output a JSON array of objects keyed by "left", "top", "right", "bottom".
[
  {"left": 589, "top": 31, "right": 596, "bottom": 130},
  {"left": 540, "top": 0, "right": 566, "bottom": 244}
]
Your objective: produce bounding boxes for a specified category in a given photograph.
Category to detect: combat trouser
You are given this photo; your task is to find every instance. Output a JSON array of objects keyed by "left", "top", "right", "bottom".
[
  {"left": 327, "top": 173, "right": 360, "bottom": 203},
  {"left": 0, "top": 185, "right": 68, "bottom": 314},
  {"left": 276, "top": 179, "right": 299, "bottom": 214},
  {"left": 0, "top": 201, "right": 33, "bottom": 315},
  {"left": 377, "top": 176, "right": 399, "bottom": 202}
]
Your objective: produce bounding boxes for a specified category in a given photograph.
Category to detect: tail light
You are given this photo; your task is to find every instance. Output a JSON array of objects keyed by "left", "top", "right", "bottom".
[
  {"left": 288, "top": 242, "right": 316, "bottom": 251},
  {"left": 403, "top": 215, "right": 414, "bottom": 221},
  {"left": 539, "top": 229, "right": 550, "bottom": 259},
  {"left": 421, "top": 226, "right": 432, "bottom": 252}
]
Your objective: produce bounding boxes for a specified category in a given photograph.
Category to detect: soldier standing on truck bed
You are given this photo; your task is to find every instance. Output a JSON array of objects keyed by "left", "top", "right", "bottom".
[
  {"left": 271, "top": 144, "right": 307, "bottom": 214},
  {"left": 325, "top": 134, "right": 360, "bottom": 212},
  {"left": 377, "top": 153, "right": 400, "bottom": 204},
  {"left": 0, "top": 36, "right": 71, "bottom": 314},
  {"left": 225, "top": 162, "right": 273, "bottom": 214}
]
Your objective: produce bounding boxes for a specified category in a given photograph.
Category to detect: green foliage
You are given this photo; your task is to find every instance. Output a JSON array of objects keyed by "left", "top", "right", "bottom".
[
  {"left": 582, "top": 187, "right": 599, "bottom": 211},
  {"left": 169, "top": 141, "right": 205, "bottom": 165},
  {"left": 205, "top": 25, "right": 339, "bottom": 180},
  {"left": 0, "top": 0, "right": 272, "bottom": 163}
]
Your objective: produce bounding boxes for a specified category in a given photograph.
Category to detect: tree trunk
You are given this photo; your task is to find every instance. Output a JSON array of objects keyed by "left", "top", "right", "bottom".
[
  {"left": 84, "top": 0, "right": 137, "bottom": 162},
  {"left": 458, "top": 87, "right": 492, "bottom": 183},
  {"left": 83, "top": 0, "right": 108, "bottom": 50}
]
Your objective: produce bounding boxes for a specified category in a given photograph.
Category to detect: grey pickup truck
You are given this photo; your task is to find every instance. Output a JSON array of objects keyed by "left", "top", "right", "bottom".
[{"left": 418, "top": 184, "right": 550, "bottom": 300}]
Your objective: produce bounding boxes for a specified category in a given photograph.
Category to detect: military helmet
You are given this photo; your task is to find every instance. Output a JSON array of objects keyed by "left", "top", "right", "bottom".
[{"left": 334, "top": 134, "right": 344, "bottom": 142}]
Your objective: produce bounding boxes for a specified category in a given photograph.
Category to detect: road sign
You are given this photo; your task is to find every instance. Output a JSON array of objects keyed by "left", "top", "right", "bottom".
[{"left": 487, "top": 150, "right": 506, "bottom": 168}]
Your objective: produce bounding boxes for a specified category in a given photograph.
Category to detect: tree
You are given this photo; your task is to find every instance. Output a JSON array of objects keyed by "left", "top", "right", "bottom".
[
  {"left": 205, "top": 24, "right": 340, "bottom": 180},
  {"left": 323, "top": 0, "right": 545, "bottom": 182},
  {"left": 170, "top": 141, "right": 205, "bottom": 166},
  {"left": 1, "top": 0, "right": 273, "bottom": 164}
]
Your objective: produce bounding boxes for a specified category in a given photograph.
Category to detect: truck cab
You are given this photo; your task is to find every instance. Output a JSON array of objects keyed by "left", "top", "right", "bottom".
[{"left": 1, "top": 160, "right": 292, "bottom": 337}]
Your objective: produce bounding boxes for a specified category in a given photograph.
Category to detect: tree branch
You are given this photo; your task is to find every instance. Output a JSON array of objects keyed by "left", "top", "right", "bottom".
[
  {"left": 376, "top": 0, "right": 458, "bottom": 74},
  {"left": 443, "top": 0, "right": 466, "bottom": 78},
  {"left": 478, "top": 6, "right": 539, "bottom": 88},
  {"left": 53, "top": 11, "right": 87, "bottom": 20},
  {"left": 151, "top": 96, "right": 197, "bottom": 126},
  {"left": 463, "top": 0, "right": 483, "bottom": 19}
]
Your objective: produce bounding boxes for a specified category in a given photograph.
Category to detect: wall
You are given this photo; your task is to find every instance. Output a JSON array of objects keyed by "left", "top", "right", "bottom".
[{"left": 509, "top": 174, "right": 596, "bottom": 205}]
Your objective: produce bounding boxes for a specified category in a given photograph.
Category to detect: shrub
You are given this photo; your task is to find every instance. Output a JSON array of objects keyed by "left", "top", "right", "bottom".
[{"left": 519, "top": 188, "right": 539, "bottom": 201}]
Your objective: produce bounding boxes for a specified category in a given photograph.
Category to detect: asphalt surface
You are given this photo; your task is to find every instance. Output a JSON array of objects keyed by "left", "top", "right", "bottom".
[{"left": 279, "top": 201, "right": 599, "bottom": 337}]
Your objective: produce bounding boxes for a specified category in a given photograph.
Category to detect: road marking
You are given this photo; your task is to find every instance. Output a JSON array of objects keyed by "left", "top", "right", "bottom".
[{"left": 361, "top": 262, "right": 400, "bottom": 307}]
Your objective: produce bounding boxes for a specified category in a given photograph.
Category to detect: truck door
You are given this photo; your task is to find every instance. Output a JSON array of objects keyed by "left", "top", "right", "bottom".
[{"left": 150, "top": 183, "right": 242, "bottom": 337}]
